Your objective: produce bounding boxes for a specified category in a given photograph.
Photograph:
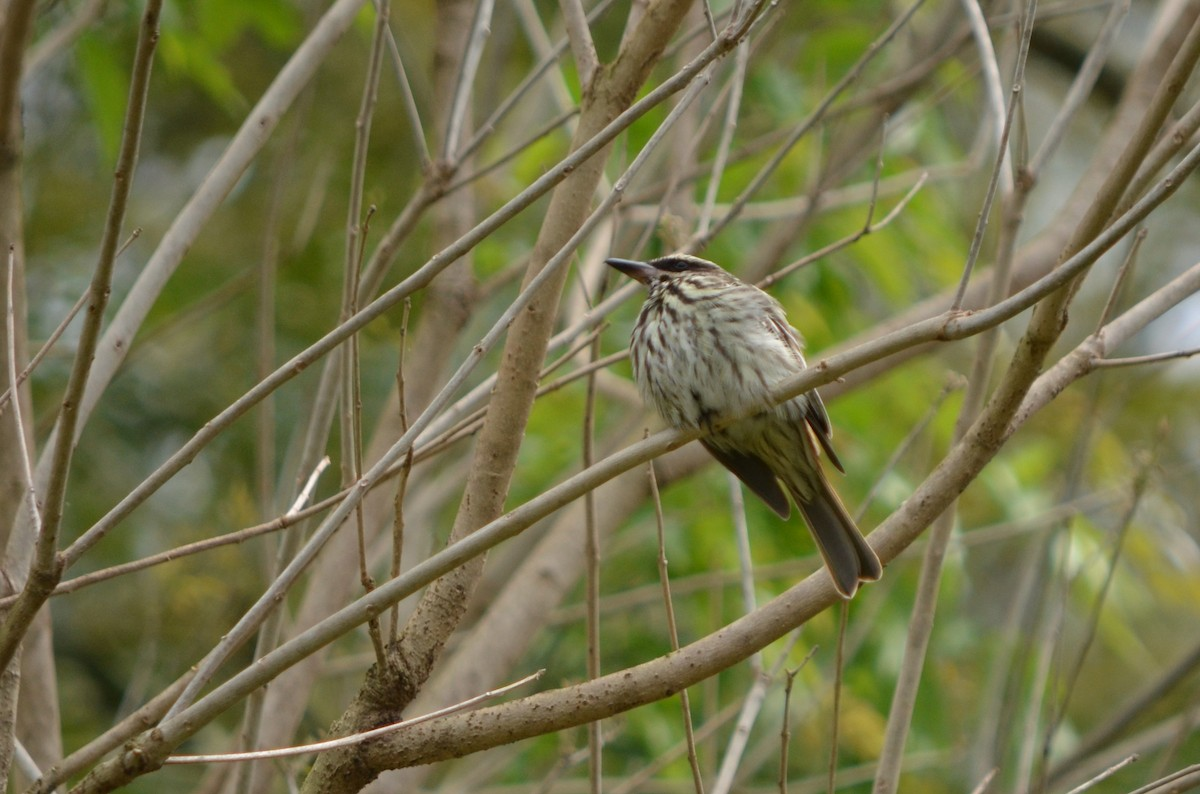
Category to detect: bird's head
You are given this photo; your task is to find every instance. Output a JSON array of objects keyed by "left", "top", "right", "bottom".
[{"left": 605, "top": 254, "right": 728, "bottom": 287}]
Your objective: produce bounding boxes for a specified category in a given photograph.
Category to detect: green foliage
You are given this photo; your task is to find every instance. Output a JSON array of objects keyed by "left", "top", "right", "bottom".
[{"left": 160, "top": 0, "right": 300, "bottom": 107}]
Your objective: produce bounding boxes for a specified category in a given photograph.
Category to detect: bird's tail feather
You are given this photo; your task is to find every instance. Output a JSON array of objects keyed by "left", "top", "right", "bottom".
[{"left": 794, "top": 474, "right": 882, "bottom": 598}]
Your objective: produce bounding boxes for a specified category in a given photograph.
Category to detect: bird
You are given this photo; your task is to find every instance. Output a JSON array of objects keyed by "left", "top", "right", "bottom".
[{"left": 606, "top": 253, "right": 882, "bottom": 598}]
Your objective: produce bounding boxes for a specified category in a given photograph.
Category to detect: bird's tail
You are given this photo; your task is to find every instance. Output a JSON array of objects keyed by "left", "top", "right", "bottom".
[{"left": 793, "top": 471, "right": 882, "bottom": 598}]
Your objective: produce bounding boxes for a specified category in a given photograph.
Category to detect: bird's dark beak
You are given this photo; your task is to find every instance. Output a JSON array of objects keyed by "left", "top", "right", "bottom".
[{"left": 606, "top": 257, "right": 655, "bottom": 284}]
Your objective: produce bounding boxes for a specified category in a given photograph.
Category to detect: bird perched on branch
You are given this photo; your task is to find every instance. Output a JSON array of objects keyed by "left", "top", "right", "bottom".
[{"left": 607, "top": 253, "right": 882, "bottom": 598}]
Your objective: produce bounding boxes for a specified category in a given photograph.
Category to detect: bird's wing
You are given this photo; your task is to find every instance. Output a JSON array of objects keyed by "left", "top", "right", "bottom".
[
  {"left": 764, "top": 314, "right": 845, "bottom": 474},
  {"left": 701, "top": 440, "right": 791, "bottom": 519},
  {"left": 803, "top": 391, "right": 845, "bottom": 473}
]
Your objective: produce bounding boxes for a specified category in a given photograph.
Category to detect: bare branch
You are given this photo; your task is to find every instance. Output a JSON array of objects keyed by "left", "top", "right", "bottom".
[
  {"left": 648, "top": 453, "right": 703, "bottom": 794},
  {"left": 383, "top": 22, "right": 432, "bottom": 173},
  {"left": 0, "top": 275, "right": 87, "bottom": 416},
  {"left": 559, "top": 0, "right": 599, "bottom": 87},
  {"left": 958, "top": 0, "right": 1012, "bottom": 196},
  {"left": 1095, "top": 226, "right": 1146, "bottom": 331},
  {"left": 1062, "top": 754, "right": 1139, "bottom": 794},
  {"left": 3, "top": 249, "right": 39, "bottom": 586},
  {"left": 1095, "top": 347, "right": 1200, "bottom": 368},
  {"left": 443, "top": 0, "right": 495, "bottom": 160}
]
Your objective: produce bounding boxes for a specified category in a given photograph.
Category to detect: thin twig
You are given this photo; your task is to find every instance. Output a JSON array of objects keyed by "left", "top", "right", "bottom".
[
  {"left": 1015, "top": 522, "right": 1074, "bottom": 792},
  {"left": 512, "top": 0, "right": 583, "bottom": 117},
  {"left": 758, "top": 172, "right": 928, "bottom": 290},
  {"left": 288, "top": 457, "right": 331, "bottom": 517},
  {"left": 1093, "top": 348, "right": 1200, "bottom": 368},
  {"left": 728, "top": 471, "right": 759, "bottom": 672},
  {"left": 958, "top": 0, "right": 1013, "bottom": 197},
  {"left": 164, "top": 670, "right": 544, "bottom": 764},
  {"left": 776, "top": 654, "right": 817, "bottom": 794},
  {"left": 967, "top": 767, "right": 998, "bottom": 794},
  {"left": 860, "top": 117, "right": 889, "bottom": 231},
  {"left": 1095, "top": 227, "right": 1146, "bottom": 332},
  {"left": 348, "top": 211, "right": 386, "bottom": 670},
  {"left": 559, "top": 0, "right": 599, "bottom": 86},
  {"left": 1061, "top": 753, "right": 1139, "bottom": 794},
  {"left": 0, "top": 293, "right": 80, "bottom": 417},
  {"left": 827, "top": 604, "right": 848, "bottom": 794},
  {"left": 383, "top": 22, "right": 432, "bottom": 173},
  {"left": 344, "top": 0, "right": 390, "bottom": 672},
  {"left": 648, "top": 448, "right": 704, "bottom": 794},
  {"left": 253, "top": 132, "right": 294, "bottom": 535},
  {"left": 443, "top": 0, "right": 495, "bottom": 159},
  {"left": 950, "top": 77, "right": 1020, "bottom": 312},
  {"left": 5, "top": 248, "right": 42, "bottom": 590},
  {"left": 584, "top": 337, "right": 603, "bottom": 794},
  {"left": 0, "top": 228, "right": 139, "bottom": 416},
  {"left": 700, "top": 0, "right": 719, "bottom": 40},
  {"left": 390, "top": 298, "right": 413, "bottom": 644}
]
